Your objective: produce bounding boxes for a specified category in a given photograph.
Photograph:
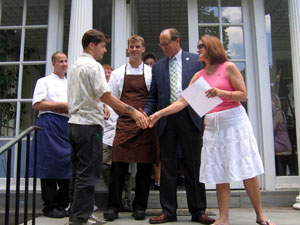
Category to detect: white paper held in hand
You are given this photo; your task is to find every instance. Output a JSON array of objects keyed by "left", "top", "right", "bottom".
[{"left": 182, "top": 76, "right": 223, "bottom": 117}]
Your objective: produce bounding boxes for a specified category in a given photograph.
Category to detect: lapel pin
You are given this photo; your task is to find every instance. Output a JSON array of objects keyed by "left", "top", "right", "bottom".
[{"left": 186, "top": 57, "right": 189, "bottom": 61}]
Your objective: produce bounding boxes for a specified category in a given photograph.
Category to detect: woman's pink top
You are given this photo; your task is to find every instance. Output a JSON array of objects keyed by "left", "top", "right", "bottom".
[{"left": 197, "top": 61, "right": 241, "bottom": 114}]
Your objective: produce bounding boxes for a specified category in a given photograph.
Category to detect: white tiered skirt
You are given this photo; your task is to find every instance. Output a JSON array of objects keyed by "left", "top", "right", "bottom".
[{"left": 199, "top": 106, "right": 264, "bottom": 184}]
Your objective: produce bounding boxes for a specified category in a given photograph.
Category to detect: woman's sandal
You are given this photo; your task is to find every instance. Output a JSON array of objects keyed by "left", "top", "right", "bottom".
[{"left": 256, "top": 219, "right": 273, "bottom": 225}]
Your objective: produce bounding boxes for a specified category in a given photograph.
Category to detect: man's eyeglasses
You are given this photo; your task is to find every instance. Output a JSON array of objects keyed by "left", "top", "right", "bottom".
[
  {"left": 159, "top": 39, "right": 175, "bottom": 48},
  {"left": 197, "top": 43, "right": 205, "bottom": 49}
]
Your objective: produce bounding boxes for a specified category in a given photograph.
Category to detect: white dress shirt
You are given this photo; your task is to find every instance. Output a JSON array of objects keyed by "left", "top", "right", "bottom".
[
  {"left": 109, "top": 62, "right": 152, "bottom": 99},
  {"left": 171, "top": 49, "right": 183, "bottom": 99},
  {"left": 32, "top": 73, "right": 68, "bottom": 117},
  {"left": 102, "top": 105, "right": 118, "bottom": 146}
]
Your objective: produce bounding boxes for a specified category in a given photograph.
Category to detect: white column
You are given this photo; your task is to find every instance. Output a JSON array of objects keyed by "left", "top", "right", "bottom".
[
  {"left": 67, "top": 0, "right": 93, "bottom": 69},
  {"left": 251, "top": 0, "right": 276, "bottom": 190},
  {"left": 45, "top": 0, "right": 65, "bottom": 76},
  {"left": 187, "top": 0, "right": 199, "bottom": 53},
  {"left": 112, "top": 0, "right": 127, "bottom": 68},
  {"left": 289, "top": 0, "right": 300, "bottom": 210}
]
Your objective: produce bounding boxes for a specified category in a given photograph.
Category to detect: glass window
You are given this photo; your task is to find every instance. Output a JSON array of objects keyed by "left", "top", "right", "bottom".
[
  {"left": 0, "top": 0, "right": 50, "bottom": 179},
  {"left": 22, "top": 64, "right": 45, "bottom": 98},
  {"left": 0, "top": 102, "right": 16, "bottom": 137},
  {"left": 63, "top": 0, "right": 71, "bottom": 55},
  {"left": 0, "top": 144, "right": 15, "bottom": 177},
  {"left": 265, "top": 0, "right": 298, "bottom": 176},
  {"left": 93, "top": 0, "right": 112, "bottom": 65},
  {"left": 198, "top": 0, "right": 244, "bottom": 60},
  {"left": 24, "top": 29, "right": 47, "bottom": 61},
  {"left": 198, "top": 0, "right": 219, "bottom": 23},
  {"left": 20, "top": 102, "right": 38, "bottom": 133},
  {"left": 199, "top": 26, "right": 220, "bottom": 38},
  {"left": 26, "top": 0, "right": 48, "bottom": 25},
  {"left": 221, "top": 0, "right": 242, "bottom": 23},
  {"left": 0, "top": 0, "right": 23, "bottom": 26},
  {"left": 0, "top": 65, "right": 19, "bottom": 99},
  {"left": 223, "top": 26, "right": 244, "bottom": 59},
  {"left": 235, "top": 62, "right": 245, "bottom": 79},
  {"left": 0, "top": 29, "right": 22, "bottom": 61}
]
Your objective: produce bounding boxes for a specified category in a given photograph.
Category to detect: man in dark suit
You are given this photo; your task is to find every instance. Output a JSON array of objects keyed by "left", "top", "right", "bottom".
[{"left": 144, "top": 28, "right": 215, "bottom": 224}]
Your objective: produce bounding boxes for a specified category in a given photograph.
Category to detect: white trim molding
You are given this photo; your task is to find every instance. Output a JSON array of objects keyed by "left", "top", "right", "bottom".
[
  {"left": 288, "top": 0, "right": 300, "bottom": 210},
  {"left": 250, "top": 0, "right": 276, "bottom": 190}
]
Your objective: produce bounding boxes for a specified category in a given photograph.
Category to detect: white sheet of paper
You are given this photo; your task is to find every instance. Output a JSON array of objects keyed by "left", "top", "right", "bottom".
[{"left": 182, "top": 76, "right": 223, "bottom": 117}]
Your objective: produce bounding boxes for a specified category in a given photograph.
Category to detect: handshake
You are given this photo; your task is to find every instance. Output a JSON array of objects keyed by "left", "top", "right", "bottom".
[{"left": 132, "top": 108, "right": 161, "bottom": 129}]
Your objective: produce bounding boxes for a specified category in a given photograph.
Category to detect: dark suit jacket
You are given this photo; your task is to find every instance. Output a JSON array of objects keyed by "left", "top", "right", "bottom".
[{"left": 144, "top": 50, "right": 203, "bottom": 137}]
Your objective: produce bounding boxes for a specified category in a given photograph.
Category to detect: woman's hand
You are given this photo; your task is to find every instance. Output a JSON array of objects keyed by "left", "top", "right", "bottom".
[
  {"left": 205, "top": 87, "right": 224, "bottom": 98},
  {"left": 148, "top": 111, "right": 161, "bottom": 128},
  {"left": 132, "top": 109, "right": 148, "bottom": 129}
]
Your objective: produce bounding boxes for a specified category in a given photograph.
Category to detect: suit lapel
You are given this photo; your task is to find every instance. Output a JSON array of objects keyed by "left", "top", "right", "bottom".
[
  {"left": 163, "top": 57, "right": 170, "bottom": 87},
  {"left": 181, "top": 51, "right": 189, "bottom": 89}
]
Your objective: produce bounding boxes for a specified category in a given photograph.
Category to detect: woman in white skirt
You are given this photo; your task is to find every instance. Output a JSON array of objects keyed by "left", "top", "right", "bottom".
[{"left": 148, "top": 35, "right": 275, "bottom": 225}]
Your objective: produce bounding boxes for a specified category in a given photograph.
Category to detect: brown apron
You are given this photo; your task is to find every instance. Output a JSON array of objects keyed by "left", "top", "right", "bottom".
[{"left": 112, "top": 64, "right": 159, "bottom": 163}]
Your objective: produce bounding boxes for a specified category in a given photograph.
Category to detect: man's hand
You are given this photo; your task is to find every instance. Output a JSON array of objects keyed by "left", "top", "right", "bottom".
[
  {"left": 131, "top": 109, "right": 148, "bottom": 129},
  {"left": 104, "top": 105, "right": 110, "bottom": 120},
  {"left": 148, "top": 111, "right": 161, "bottom": 128}
]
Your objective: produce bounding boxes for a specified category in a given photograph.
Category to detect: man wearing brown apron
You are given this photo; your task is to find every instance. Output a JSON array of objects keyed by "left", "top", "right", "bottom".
[{"left": 104, "top": 35, "right": 158, "bottom": 222}]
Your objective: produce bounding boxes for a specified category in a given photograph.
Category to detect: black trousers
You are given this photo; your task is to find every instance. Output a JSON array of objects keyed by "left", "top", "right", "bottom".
[
  {"left": 159, "top": 108, "right": 207, "bottom": 217},
  {"left": 68, "top": 124, "right": 103, "bottom": 222},
  {"left": 40, "top": 178, "right": 70, "bottom": 213},
  {"left": 107, "top": 162, "right": 152, "bottom": 211}
]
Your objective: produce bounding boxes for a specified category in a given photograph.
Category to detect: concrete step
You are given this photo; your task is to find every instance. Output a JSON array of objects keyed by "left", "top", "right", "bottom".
[
  {"left": 1, "top": 180, "right": 299, "bottom": 212},
  {"left": 94, "top": 188, "right": 299, "bottom": 210}
]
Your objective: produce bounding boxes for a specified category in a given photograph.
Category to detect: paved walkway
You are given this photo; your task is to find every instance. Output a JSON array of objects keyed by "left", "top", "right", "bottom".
[{"left": 25, "top": 207, "right": 300, "bottom": 225}]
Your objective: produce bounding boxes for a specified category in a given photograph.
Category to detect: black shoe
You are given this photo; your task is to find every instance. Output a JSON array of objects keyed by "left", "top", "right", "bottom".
[
  {"left": 154, "top": 183, "right": 160, "bottom": 190},
  {"left": 177, "top": 176, "right": 185, "bottom": 186},
  {"left": 132, "top": 210, "right": 145, "bottom": 220},
  {"left": 44, "top": 208, "right": 65, "bottom": 218},
  {"left": 57, "top": 206, "right": 70, "bottom": 217},
  {"left": 103, "top": 208, "right": 118, "bottom": 221}
]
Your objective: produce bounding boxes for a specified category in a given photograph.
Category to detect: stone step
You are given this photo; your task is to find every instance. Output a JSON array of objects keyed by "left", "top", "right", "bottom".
[
  {"left": 1, "top": 187, "right": 298, "bottom": 211},
  {"left": 94, "top": 188, "right": 299, "bottom": 210}
]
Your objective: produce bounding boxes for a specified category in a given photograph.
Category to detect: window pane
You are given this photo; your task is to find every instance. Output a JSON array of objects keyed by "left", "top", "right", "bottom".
[
  {"left": 20, "top": 102, "right": 38, "bottom": 133},
  {"left": 0, "top": 65, "right": 19, "bottom": 99},
  {"left": 1, "top": 0, "right": 23, "bottom": 26},
  {"left": 0, "top": 30, "right": 22, "bottom": 61},
  {"left": 63, "top": 0, "right": 71, "bottom": 55},
  {"left": 0, "top": 142, "right": 15, "bottom": 177},
  {"left": 265, "top": 0, "right": 298, "bottom": 176},
  {"left": 26, "top": 0, "right": 49, "bottom": 25},
  {"left": 199, "top": 26, "right": 220, "bottom": 39},
  {"left": 235, "top": 62, "right": 245, "bottom": 81},
  {"left": 0, "top": 102, "right": 16, "bottom": 137},
  {"left": 223, "top": 26, "right": 244, "bottom": 59},
  {"left": 24, "top": 29, "right": 47, "bottom": 61},
  {"left": 93, "top": 0, "right": 113, "bottom": 65},
  {"left": 234, "top": 61, "right": 247, "bottom": 111},
  {"left": 22, "top": 65, "right": 45, "bottom": 98},
  {"left": 198, "top": 0, "right": 219, "bottom": 23},
  {"left": 221, "top": 0, "right": 242, "bottom": 23}
]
